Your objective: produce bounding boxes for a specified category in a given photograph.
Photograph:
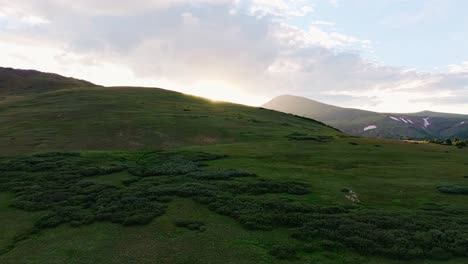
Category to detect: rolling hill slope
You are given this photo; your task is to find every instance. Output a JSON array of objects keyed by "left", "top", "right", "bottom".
[
  {"left": 0, "top": 80, "right": 338, "bottom": 155},
  {"left": 0, "top": 67, "right": 96, "bottom": 98},
  {"left": 263, "top": 95, "right": 468, "bottom": 139},
  {"left": 1, "top": 68, "right": 468, "bottom": 264}
]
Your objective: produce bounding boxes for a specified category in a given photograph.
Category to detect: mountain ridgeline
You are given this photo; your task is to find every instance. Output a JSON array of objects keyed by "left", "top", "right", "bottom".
[{"left": 263, "top": 95, "right": 468, "bottom": 140}]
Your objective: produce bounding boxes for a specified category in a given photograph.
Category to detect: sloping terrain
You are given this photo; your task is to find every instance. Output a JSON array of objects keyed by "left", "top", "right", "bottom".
[
  {"left": 0, "top": 67, "right": 96, "bottom": 99},
  {"left": 1, "top": 68, "right": 468, "bottom": 264},
  {"left": 0, "top": 86, "right": 337, "bottom": 156},
  {"left": 263, "top": 95, "right": 468, "bottom": 139}
]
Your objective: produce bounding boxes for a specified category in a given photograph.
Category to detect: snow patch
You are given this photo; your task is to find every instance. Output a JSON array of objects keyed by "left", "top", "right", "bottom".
[
  {"left": 363, "top": 125, "right": 377, "bottom": 131},
  {"left": 400, "top": 117, "right": 408, "bottom": 124},
  {"left": 407, "top": 119, "right": 414, "bottom": 124},
  {"left": 423, "top": 118, "right": 430, "bottom": 128},
  {"left": 389, "top": 116, "right": 400, "bottom": 121},
  {"left": 460, "top": 121, "right": 465, "bottom": 125}
]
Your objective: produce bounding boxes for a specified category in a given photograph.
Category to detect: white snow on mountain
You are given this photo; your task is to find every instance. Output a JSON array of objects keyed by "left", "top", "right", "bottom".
[
  {"left": 423, "top": 118, "right": 430, "bottom": 128},
  {"left": 389, "top": 116, "right": 400, "bottom": 121},
  {"left": 363, "top": 125, "right": 377, "bottom": 131}
]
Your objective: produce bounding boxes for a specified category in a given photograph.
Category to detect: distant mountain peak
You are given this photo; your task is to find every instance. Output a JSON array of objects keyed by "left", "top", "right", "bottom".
[{"left": 263, "top": 95, "right": 468, "bottom": 140}]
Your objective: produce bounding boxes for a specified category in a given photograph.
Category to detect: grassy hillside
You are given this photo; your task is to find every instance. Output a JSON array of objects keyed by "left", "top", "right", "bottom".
[
  {"left": 0, "top": 87, "right": 337, "bottom": 155},
  {"left": 263, "top": 95, "right": 468, "bottom": 139},
  {"left": 1, "top": 69, "right": 468, "bottom": 264},
  {"left": 0, "top": 67, "right": 96, "bottom": 99}
]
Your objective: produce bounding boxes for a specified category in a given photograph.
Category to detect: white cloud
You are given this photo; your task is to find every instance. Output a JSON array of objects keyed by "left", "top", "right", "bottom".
[
  {"left": 21, "top": 15, "right": 49, "bottom": 25},
  {"left": 273, "top": 22, "right": 371, "bottom": 50},
  {"left": 311, "top": 20, "right": 335, "bottom": 27},
  {"left": 0, "top": 5, "right": 49, "bottom": 28},
  {"left": 0, "top": 0, "right": 467, "bottom": 114},
  {"left": 248, "top": 0, "right": 314, "bottom": 18},
  {"left": 447, "top": 62, "right": 468, "bottom": 73}
]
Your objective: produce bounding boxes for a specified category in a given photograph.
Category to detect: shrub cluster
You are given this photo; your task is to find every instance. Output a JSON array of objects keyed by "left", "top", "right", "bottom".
[
  {"left": 0, "top": 151, "right": 310, "bottom": 232},
  {"left": 427, "top": 138, "right": 468, "bottom": 148},
  {"left": 292, "top": 210, "right": 468, "bottom": 260},
  {"left": 286, "top": 133, "right": 333, "bottom": 142},
  {"left": 80, "top": 165, "right": 126, "bottom": 176},
  {"left": 437, "top": 185, "right": 468, "bottom": 194},
  {"left": 269, "top": 244, "right": 298, "bottom": 259},
  {"left": 1, "top": 151, "right": 468, "bottom": 261},
  {"left": 186, "top": 169, "right": 256, "bottom": 180},
  {"left": 218, "top": 180, "right": 310, "bottom": 195}
]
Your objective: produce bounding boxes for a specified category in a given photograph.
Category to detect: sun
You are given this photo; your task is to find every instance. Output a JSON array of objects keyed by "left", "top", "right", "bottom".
[{"left": 179, "top": 80, "right": 266, "bottom": 106}]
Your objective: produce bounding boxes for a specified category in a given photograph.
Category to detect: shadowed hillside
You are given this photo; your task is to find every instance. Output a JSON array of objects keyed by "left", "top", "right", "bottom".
[
  {"left": 0, "top": 67, "right": 96, "bottom": 99},
  {"left": 0, "top": 84, "right": 338, "bottom": 155}
]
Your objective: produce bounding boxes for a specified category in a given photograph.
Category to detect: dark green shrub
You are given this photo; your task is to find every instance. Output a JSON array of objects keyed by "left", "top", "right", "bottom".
[
  {"left": 454, "top": 140, "right": 467, "bottom": 148},
  {"left": 123, "top": 212, "right": 158, "bottom": 226},
  {"left": 122, "top": 178, "right": 139, "bottom": 186},
  {"left": 186, "top": 170, "right": 256, "bottom": 180},
  {"left": 80, "top": 165, "right": 126, "bottom": 177},
  {"left": 429, "top": 247, "right": 452, "bottom": 260},
  {"left": 428, "top": 138, "right": 443, "bottom": 144},
  {"left": 36, "top": 213, "right": 65, "bottom": 228},
  {"left": 287, "top": 133, "right": 333, "bottom": 142},
  {"left": 174, "top": 219, "right": 206, "bottom": 232},
  {"left": 320, "top": 240, "right": 344, "bottom": 251},
  {"left": 437, "top": 185, "right": 468, "bottom": 194},
  {"left": 3, "top": 151, "right": 468, "bottom": 262},
  {"left": 269, "top": 245, "right": 298, "bottom": 259},
  {"left": 220, "top": 181, "right": 309, "bottom": 195}
]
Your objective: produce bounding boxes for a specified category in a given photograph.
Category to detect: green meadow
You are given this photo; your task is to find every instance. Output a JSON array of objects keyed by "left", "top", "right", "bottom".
[{"left": 1, "top": 81, "right": 468, "bottom": 263}]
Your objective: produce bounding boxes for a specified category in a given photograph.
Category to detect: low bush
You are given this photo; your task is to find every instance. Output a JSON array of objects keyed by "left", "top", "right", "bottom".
[
  {"left": 174, "top": 219, "right": 206, "bottom": 232},
  {"left": 269, "top": 244, "right": 298, "bottom": 260},
  {"left": 437, "top": 185, "right": 468, "bottom": 194},
  {"left": 80, "top": 165, "right": 126, "bottom": 177},
  {"left": 2, "top": 151, "right": 468, "bottom": 261},
  {"left": 286, "top": 133, "right": 333, "bottom": 142},
  {"left": 186, "top": 170, "right": 256, "bottom": 180},
  {"left": 219, "top": 181, "right": 310, "bottom": 195}
]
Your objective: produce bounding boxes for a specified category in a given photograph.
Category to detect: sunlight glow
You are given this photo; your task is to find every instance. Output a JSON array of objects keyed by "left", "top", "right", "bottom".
[{"left": 177, "top": 80, "right": 267, "bottom": 106}]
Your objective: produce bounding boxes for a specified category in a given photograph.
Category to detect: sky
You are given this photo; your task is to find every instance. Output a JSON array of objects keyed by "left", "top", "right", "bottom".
[{"left": 0, "top": 0, "right": 467, "bottom": 114}]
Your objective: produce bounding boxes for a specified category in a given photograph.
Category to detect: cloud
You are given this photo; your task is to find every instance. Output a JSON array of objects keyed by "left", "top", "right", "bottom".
[
  {"left": 247, "top": 0, "right": 315, "bottom": 18},
  {"left": 448, "top": 62, "right": 468, "bottom": 73},
  {"left": 311, "top": 20, "right": 335, "bottom": 27},
  {"left": 0, "top": 0, "right": 467, "bottom": 114}
]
